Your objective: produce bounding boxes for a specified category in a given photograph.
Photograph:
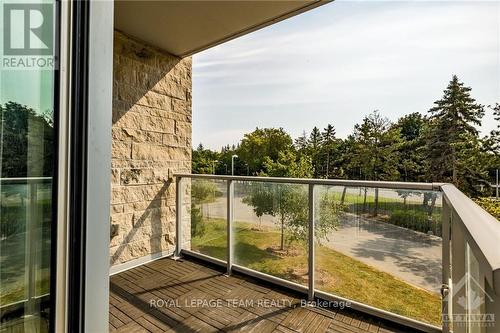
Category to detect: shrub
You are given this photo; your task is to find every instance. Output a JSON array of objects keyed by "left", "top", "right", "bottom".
[
  {"left": 190, "top": 204, "right": 205, "bottom": 237},
  {"left": 388, "top": 209, "right": 441, "bottom": 236},
  {"left": 473, "top": 198, "right": 500, "bottom": 220}
]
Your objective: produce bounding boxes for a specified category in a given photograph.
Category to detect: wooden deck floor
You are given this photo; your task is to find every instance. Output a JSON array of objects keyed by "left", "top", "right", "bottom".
[{"left": 109, "top": 257, "right": 419, "bottom": 333}]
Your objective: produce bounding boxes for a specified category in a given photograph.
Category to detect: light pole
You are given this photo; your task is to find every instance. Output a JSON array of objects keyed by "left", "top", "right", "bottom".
[
  {"left": 212, "top": 160, "right": 218, "bottom": 175},
  {"left": 231, "top": 154, "right": 238, "bottom": 176}
]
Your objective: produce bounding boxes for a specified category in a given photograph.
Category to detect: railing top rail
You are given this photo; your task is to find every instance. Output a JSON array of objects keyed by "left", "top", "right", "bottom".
[
  {"left": 0, "top": 177, "right": 52, "bottom": 184},
  {"left": 174, "top": 173, "right": 443, "bottom": 191},
  {"left": 441, "top": 184, "right": 500, "bottom": 291}
]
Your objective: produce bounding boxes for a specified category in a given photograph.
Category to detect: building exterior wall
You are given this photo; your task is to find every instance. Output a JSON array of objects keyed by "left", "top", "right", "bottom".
[{"left": 109, "top": 31, "right": 192, "bottom": 267}]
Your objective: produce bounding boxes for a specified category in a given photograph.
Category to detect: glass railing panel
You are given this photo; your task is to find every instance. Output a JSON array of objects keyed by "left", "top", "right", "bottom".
[
  {"left": 34, "top": 181, "right": 52, "bottom": 297},
  {"left": 313, "top": 185, "right": 442, "bottom": 326},
  {"left": 1, "top": 182, "right": 28, "bottom": 306},
  {"left": 0, "top": 179, "right": 52, "bottom": 306},
  {"left": 233, "top": 181, "right": 309, "bottom": 286},
  {"left": 465, "top": 243, "right": 486, "bottom": 333},
  {"left": 188, "top": 178, "right": 227, "bottom": 261}
]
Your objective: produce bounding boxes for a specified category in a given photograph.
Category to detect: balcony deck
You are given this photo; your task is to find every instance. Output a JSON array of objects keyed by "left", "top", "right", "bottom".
[{"left": 109, "top": 257, "right": 417, "bottom": 333}]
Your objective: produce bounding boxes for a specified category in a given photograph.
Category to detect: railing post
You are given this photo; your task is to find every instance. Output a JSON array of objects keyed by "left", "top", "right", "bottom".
[
  {"left": 175, "top": 177, "right": 183, "bottom": 258},
  {"left": 308, "top": 183, "right": 315, "bottom": 301},
  {"left": 25, "top": 180, "right": 37, "bottom": 314},
  {"left": 441, "top": 196, "right": 451, "bottom": 333},
  {"left": 451, "top": 210, "right": 467, "bottom": 333},
  {"left": 227, "top": 179, "right": 234, "bottom": 275}
]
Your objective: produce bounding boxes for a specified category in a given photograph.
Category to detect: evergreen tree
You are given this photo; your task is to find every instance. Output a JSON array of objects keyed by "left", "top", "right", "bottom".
[
  {"left": 349, "top": 111, "right": 400, "bottom": 181},
  {"left": 295, "top": 130, "right": 309, "bottom": 154},
  {"left": 191, "top": 78, "right": 494, "bottom": 198},
  {"left": 322, "top": 124, "right": 336, "bottom": 143},
  {"left": 486, "top": 103, "right": 500, "bottom": 155},
  {"left": 308, "top": 126, "right": 323, "bottom": 177},
  {"left": 309, "top": 127, "right": 322, "bottom": 150},
  {"left": 321, "top": 124, "right": 337, "bottom": 178},
  {"left": 425, "top": 75, "right": 487, "bottom": 194},
  {"left": 482, "top": 103, "right": 500, "bottom": 189}
]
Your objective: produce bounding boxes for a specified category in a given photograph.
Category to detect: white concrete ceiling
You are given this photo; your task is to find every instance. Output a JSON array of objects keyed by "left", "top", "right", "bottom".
[{"left": 114, "top": 0, "right": 329, "bottom": 57}]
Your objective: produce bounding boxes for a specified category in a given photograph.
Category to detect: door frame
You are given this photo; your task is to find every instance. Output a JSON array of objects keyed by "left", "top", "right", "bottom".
[{"left": 54, "top": 0, "right": 113, "bottom": 332}]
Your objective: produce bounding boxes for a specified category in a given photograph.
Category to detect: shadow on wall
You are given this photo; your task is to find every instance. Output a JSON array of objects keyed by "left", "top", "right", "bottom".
[
  {"left": 109, "top": 30, "right": 192, "bottom": 266},
  {"left": 110, "top": 180, "right": 171, "bottom": 265},
  {"left": 112, "top": 30, "right": 186, "bottom": 125}
]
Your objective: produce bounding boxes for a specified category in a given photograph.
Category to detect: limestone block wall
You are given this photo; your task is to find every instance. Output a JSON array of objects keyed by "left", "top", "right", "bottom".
[{"left": 110, "top": 31, "right": 192, "bottom": 266}]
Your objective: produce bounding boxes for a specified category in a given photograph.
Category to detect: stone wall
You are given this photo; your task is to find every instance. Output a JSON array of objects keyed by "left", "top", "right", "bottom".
[{"left": 110, "top": 31, "right": 192, "bottom": 266}]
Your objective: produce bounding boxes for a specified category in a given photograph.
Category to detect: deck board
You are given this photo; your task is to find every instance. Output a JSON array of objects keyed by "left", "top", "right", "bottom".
[{"left": 109, "top": 257, "right": 419, "bottom": 333}]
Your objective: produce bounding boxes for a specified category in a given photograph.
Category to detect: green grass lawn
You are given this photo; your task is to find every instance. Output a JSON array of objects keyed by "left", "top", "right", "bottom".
[
  {"left": 192, "top": 218, "right": 442, "bottom": 326},
  {"left": 1, "top": 273, "right": 50, "bottom": 306},
  {"left": 0, "top": 229, "right": 51, "bottom": 306},
  {"left": 1, "top": 190, "right": 52, "bottom": 306}
]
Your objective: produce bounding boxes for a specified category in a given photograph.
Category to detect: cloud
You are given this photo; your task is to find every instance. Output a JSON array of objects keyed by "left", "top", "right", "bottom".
[{"left": 193, "top": 1, "right": 500, "bottom": 150}]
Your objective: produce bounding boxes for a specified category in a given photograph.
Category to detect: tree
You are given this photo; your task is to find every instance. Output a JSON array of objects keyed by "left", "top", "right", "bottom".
[
  {"left": 192, "top": 143, "right": 220, "bottom": 174},
  {"left": 483, "top": 104, "right": 500, "bottom": 190},
  {"left": 392, "top": 113, "right": 428, "bottom": 182},
  {"left": 191, "top": 78, "right": 494, "bottom": 198},
  {"left": 425, "top": 75, "right": 487, "bottom": 195},
  {"left": 484, "top": 103, "right": 500, "bottom": 156},
  {"left": 262, "top": 150, "right": 313, "bottom": 179},
  {"left": 315, "top": 191, "right": 345, "bottom": 242},
  {"left": 308, "top": 127, "right": 323, "bottom": 177},
  {"left": 321, "top": 124, "right": 338, "bottom": 178},
  {"left": 322, "top": 124, "right": 336, "bottom": 143},
  {"left": 260, "top": 150, "right": 312, "bottom": 250},
  {"left": 241, "top": 182, "right": 275, "bottom": 229},
  {"left": 192, "top": 180, "right": 219, "bottom": 205},
  {"left": 343, "top": 111, "right": 401, "bottom": 215},
  {"left": 0, "top": 101, "right": 54, "bottom": 178},
  {"left": 190, "top": 180, "right": 221, "bottom": 236},
  {"left": 244, "top": 150, "right": 341, "bottom": 250},
  {"left": 348, "top": 111, "right": 400, "bottom": 182},
  {"left": 218, "top": 146, "right": 239, "bottom": 175},
  {"left": 295, "top": 130, "right": 309, "bottom": 154},
  {"left": 335, "top": 136, "right": 356, "bottom": 180},
  {"left": 237, "top": 127, "right": 293, "bottom": 174},
  {"left": 398, "top": 112, "right": 426, "bottom": 142},
  {"left": 396, "top": 189, "right": 415, "bottom": 206}
]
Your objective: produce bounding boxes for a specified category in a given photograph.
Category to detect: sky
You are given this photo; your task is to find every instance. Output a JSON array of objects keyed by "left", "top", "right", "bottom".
[
  {"left": 192, "top": 0, "right": 500, "bottom": 150},
  {"left": 0, "top": 0, "right": 55, "bottom": 114}
]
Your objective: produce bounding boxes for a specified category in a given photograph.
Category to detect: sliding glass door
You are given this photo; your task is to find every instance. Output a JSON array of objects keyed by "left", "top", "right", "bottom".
[{"left": 1, "top": 0, "right": 59, "bottom": 331}]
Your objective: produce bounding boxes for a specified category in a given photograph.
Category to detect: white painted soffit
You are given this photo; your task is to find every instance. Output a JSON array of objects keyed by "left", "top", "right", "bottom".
[{"left": 114, "top": 0, "right": 330, "bottom": 57}]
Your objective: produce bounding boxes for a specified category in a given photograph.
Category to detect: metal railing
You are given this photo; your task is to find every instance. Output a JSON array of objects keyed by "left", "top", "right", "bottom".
[
  {"left": 174, "top": 173, "right": 500, "bottom": 333},
  {"left": 441, "top": 185, "right": 500, "bottom": 333},
  {"left": 0, "top": 177, "right": 52, "bottom": 317}
]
